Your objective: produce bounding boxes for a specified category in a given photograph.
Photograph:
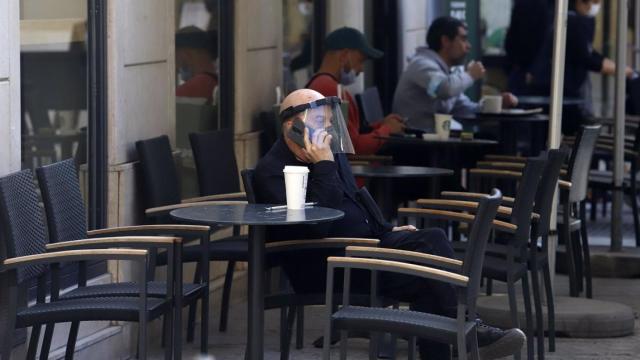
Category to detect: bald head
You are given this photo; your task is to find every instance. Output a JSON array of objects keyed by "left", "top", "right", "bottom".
[{"left": 280, "top": 89, "right": 325, "bottom": 116}]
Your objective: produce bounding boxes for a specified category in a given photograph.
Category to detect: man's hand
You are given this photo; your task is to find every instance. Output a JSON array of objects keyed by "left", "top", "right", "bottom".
[
  {"left": 302, "top": 128, "right": 334, "bottom": 163},
  {"left": 501, "top": 92, "right": 518, "bottom": 108},
  {"left": 382, "top": 114, "right": 406, "bottom": 134},
  {"left": 467, "top": 60, "right": 486, "bottom": 81},
  {"left": 392, "top": 225, "right": 417, "bottom": 232}
]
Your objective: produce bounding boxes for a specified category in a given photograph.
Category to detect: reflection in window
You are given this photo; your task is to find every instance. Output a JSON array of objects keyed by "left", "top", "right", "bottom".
[
  {"left": 283, "top": 0, "right": 314, "bottom": 93},
  {"left": 174, "top": 0, "right": 222, "bottom": 197},
  {"left": 20, "top": 1, "right": 88, "bottom": 170},
  {"left": 480, "top": 0, "right": 511, "bottom": 55}
]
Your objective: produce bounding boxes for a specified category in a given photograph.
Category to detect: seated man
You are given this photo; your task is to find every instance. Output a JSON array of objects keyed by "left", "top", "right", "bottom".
[
  {"left": 392, "top": 16, "right": 518, "bottom": 131},
  {"left": 254, "top": 88, "right": 525, "bottom": 359},
  {"left": 307, "top": 27, "right": 405, "bottom": 155}
]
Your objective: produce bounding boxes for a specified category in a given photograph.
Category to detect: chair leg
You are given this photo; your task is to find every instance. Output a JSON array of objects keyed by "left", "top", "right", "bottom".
[
  {"left": 486, "top": 278, "right": 493, "bottom": 296},
  {"left": 65, "top": 321, "right": 81, "bottom": 360},
  {"left": 295, "top": 306, "right": 304, "bottom": 350},
  {"left": 542, "top": 261, "right": 556, "bottom": 352},
  {"left": 40, "top": 324, "right": 55, "bottom": 360},
  {"left": 506, "top": 277, "right": 520, "bottom": 360},
  {"left": 407, "top": 337, "right": 417, "bottom": 360},
  {"left": 579, "top": 202, "right": 593, "bottom": 298},
  {"left": 563, "top": 208, "right": 579, "bottom": 297},
  {"left": 572, "top": 230, "right": 584, "bottom": 295},
  {"left": 281, "top": 305, "right": 296, "bottom": 360},
  {"left": 470, "top": 329, "right": 480, "bottom": 360},
  {"left": 26, "top": 325, "right": 41, "bottom": 360},
  {"left": 530, "top": 265, "right": 545, "bottom": 360},
  {"left": 522, "top": 276, "right": 535, "bottom": 360},
  {"left": 219, "top": 261, "right": 235, "bottom": 332},
  {"left": 631, "top": 175, "right": 640, "bottom": 247},
  {"left": 187, "top": 262, "right": 201, "bottom": 342},
  {"left": 339, "top": 330, "right": 348, "bottom": 360}
]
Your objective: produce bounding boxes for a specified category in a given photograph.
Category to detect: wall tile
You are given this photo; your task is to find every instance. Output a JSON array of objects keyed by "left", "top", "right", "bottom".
[
  {"left": 0, "top": 1, "right": 9, "bottom": 79},
  {"left": 246, "top": 0, "right": 281, "bottom": 49},
  {"left": 123, "top": 0, "right": 168, "bottom": 65}
]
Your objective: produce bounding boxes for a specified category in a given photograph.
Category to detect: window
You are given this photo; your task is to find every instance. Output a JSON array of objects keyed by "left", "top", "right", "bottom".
[
  {"left": 283, "top": 0, "right": 315, "bottom": 94},
  {"left": 480, "top": 0, "right": 511, "bottom": 55}
]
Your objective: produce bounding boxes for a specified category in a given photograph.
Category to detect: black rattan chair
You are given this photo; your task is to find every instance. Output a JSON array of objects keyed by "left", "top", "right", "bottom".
[
  {"left": 324, "top": 189, "right": 504, "bottom": 360},
  {"left": 0, "top": 169, "right": 176, "bottom": 360},
  {"left": 35, "top": 159, "right": 211, "bottom": 358},
  {"left": 409, "top": 157, "right": 547, "bottom": 360},
  {"left": 136, "top": 135, "right": 247, "bottom": 336}
]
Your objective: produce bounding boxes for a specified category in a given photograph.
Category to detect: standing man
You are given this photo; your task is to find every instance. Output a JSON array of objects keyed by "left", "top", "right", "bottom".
[
  {"left": 392, "top": 16, "right": 518, "bottom": 131},
  {"left": 307, "top": 27, "right": 406, "bottom": 155}
]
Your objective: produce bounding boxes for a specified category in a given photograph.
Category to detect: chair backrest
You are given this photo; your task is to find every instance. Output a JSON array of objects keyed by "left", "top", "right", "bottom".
[
  {"left": 462, "top": 189, "right": 503, "bottom": 302},
  {"left": 36, "top": 159, "right": 88, "bottom": 244},
  {"left": 510, "top": 156, "right": 546, "bottom": 247},
  {"left": 358, "top": 87, "right": 385, "bottom": 125},
  {"left": 135, "top": 135, "right": 182, "bottom": 208},
  {"left": 241, "top": 169, "right": 257, "bottom": 204},
  {"left": 0, "top": 170, "right": 48, "bottom": 284},
  {"left": 534, "top": 148, "right": 570, "bottom": 239},
  {"left": 189, "top": 129, "right": 240, "bottom": 196},
  {"left": 567, "top": 125, "right": 601, "bottom": 202}
]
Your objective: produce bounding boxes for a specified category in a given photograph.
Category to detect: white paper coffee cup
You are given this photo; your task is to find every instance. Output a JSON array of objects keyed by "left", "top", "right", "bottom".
[
  {"left": 434, "top": 114, "right": 452, "bottom": 140},
  {"left": 481, "top": 95, "right": 503, "bottom": 113},
  {"left": 283, "top": 166, "right": 310, "bottom": 209}
]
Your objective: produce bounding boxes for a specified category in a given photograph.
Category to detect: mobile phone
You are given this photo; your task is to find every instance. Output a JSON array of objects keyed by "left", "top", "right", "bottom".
[{"left": 287, "top": 118, "right": 307, "bottom": 148}]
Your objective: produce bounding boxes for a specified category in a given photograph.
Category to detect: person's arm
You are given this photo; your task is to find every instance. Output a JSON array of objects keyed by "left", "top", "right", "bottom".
[
  {"left": 451, "top": 93, "right": 481, "bottom": 117},
  {"left": 411, "top": 60, "right": 482, "bottom": 100}
]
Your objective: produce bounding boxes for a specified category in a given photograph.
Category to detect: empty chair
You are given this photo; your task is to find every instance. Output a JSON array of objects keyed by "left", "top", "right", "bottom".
[
  {"left": 36, "top": 158, "right": 211, "bottom": 357},
  {"left": 357, "top": 87, "right": 385, "bottom": 126},
  {"left": 136, "top": 135, "right": 248, "bottom": 335},
  {"left": 0, "top": 169, "right": 175, "bottom": 360}
]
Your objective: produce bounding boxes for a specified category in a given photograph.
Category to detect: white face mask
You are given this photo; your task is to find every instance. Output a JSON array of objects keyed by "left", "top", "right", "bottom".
[
  {"left": 298, "top": 2, "right": 312, "bottom": 16},
  {"left": 588, "top": 3, "right": 601, "bottom": 17}
]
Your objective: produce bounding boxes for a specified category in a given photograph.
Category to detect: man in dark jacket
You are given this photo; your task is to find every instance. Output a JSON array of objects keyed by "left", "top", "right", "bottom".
[{"left": 253, "top": 89, "right": 525, "bottom": 360}]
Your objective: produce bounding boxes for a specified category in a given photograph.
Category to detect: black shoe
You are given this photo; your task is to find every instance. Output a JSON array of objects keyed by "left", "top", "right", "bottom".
[{"left": 476, "top": 320, "right": 525, "bottom": 360}]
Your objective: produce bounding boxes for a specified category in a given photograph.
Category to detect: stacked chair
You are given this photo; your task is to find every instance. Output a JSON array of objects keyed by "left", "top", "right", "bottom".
[
  {"left": 0, "top": 168, "right": 188, "bottom": 360},
  {"left": 323, "top": 189, "right": 505, "bottom": 360},
  {"left": 405, "top": 157, "right": 547, "bottom": 360}
]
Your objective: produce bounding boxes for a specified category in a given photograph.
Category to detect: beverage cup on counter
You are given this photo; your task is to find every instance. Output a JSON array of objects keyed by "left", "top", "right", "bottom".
[
  {"left": 283, "top": 166, "right": 309, "bottom": 209},
  {"left": 434, "top": 113, "right": 452, "bottom": 140},
  {"left": 480, "top": 95, "right": 503, "bottom": 113}
]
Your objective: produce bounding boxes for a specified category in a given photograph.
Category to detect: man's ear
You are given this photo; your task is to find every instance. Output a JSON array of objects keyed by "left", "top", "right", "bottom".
[{"left": 440, "top": 35, "right": 451, "bottom": 50}]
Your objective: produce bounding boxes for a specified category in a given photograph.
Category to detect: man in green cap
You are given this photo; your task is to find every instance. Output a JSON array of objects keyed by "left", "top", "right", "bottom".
[{"left": 306, "top": 27, "right": 405, "bottom": 155}]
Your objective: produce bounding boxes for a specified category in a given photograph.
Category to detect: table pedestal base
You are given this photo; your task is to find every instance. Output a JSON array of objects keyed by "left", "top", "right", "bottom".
[
  {"left": 557, "top": 245, "right": 640, "bottom": 278},
  {"left": 476, "top": 295, "right": 634, "bottom": 338}
]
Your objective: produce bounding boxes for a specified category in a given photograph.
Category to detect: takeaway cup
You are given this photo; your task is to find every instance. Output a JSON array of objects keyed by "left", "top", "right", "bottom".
[
  {"left": 434, "top": 114, "right": 452, "bottom": 140},
  {"left": 481, "top": 95, "right": 503, "bottom": 113},
  {"left": 283, "top": 166, "right": 310, "bottom": 209}
]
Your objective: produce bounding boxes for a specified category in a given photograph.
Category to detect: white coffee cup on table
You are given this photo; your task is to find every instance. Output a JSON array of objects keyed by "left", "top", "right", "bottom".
[
  {"left": 283, "top": 166, "right": 310, "bottom": 209},
  {"left": 481, "top": 95, "right": 503, "bottom": 113},
  {"left": 434, "top": 113, "right": 452, "bottom": 140}
]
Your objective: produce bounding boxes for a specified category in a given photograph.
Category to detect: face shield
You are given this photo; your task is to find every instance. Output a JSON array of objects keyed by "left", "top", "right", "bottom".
[{"left": 280, "top": 96, "right": 355, "bottom": 154}]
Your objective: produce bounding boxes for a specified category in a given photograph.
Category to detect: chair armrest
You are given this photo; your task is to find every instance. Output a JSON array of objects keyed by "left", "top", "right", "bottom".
[
  {"left": 397, "top": 207, "right": 517, "bottom": 234},
  {"left": 145, "top": 200, "right": 248, "bottom": 217},
  {"left": 266, "top": 238, "right": 379, "bottom": 253},
  {"left": 417, "top": 199, "right": 539, "bottom": 221},
  {"left": 559, "top": 180, "right": 572, "bottom": 190},
  {"left": 181, "top": 192, "right": 247, "bottom": 204},
  {"left": 87, "top": 225, "right": 210, "bottom": 238},
  {"left": 483, "top": 155, "right": 527, "bottom": 163},
  {"left": 327, "top": 256, "right": 469, "bottom": 287},
  {"left": 45, "top": 236, "right": 181, "bottom": 252},
  {"left": 1, "top": 249, "right": 148, "bottom": 271},
  {"left": 440, "top": 191, "right": 516, "bottom": 206},
  {"left": 476, "top": 161, "right": 525, "bottom": 171},
  {"left": 345, "top": 246, "right": 462, "bottom": 272},
  {"left": 468, "top": 168, "right": 523, "bottom": 180}
]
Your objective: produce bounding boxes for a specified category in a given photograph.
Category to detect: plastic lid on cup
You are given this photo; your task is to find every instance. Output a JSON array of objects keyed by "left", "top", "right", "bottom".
[{"left": 283, "top": 166, "right": 310, "bottom": 173}]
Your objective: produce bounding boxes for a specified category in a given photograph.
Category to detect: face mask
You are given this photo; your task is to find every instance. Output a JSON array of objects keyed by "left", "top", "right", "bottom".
[
  {"left": 588, "top": 3, "right": 601, "bottom": 17},
  {"left": 298, "top": 2, "right": 312, "bottom": 16},
  {"left": 339, "top": 54, "right": 357, "bottom": 86},
  {"left": 178, "top": 67, "right": 193, "bottom": 82}
]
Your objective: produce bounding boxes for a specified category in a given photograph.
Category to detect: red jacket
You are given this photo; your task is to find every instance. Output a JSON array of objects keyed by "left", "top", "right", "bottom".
[{"left": 306, "top": 73, "right": 390, "bottom": 155}]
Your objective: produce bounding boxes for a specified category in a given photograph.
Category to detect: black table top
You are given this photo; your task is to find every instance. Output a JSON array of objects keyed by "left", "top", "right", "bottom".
[
  {"left": 350, "top": 165, "right": 453, "bottom": 178},
  {"left": 517, "top": 95, "right": 584, "bottom": 106},
  {"left": 458, "top": 113, "right": 549, "bottom": 123},
  {"left": 379, "top": 135, "right": 498, "bottom": 146},
  {"left": 170, "top": 203, "right": 344, "bottom": 226}
]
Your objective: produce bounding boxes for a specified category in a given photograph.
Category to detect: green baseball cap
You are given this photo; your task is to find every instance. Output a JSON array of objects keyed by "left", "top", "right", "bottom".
[{"left": 325, "top": 27, "right": 383, "bottom": 59}]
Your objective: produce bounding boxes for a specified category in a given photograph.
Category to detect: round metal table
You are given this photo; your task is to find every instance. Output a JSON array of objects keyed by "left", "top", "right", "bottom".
[{"left": 170, "top": 203, "right": 344, "bottom": 360}]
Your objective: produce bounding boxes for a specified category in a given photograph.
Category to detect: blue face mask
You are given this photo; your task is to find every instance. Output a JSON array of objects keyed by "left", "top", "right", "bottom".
[
  {"left": 339, "top": 55, "right": 357, "bottom": 85},
  {"left": 178, "top": 67, "right": 193, "bottom": 82}
]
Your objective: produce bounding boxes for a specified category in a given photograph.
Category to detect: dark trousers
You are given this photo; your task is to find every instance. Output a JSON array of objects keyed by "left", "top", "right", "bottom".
[{"left": 281, "top": 228, "right": 456, "bottom": 360}]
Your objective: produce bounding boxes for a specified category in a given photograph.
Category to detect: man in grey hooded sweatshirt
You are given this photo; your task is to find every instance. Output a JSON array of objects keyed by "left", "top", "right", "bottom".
[{"left": 392, "top": 16, "right": 518, "bottom": 131}]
